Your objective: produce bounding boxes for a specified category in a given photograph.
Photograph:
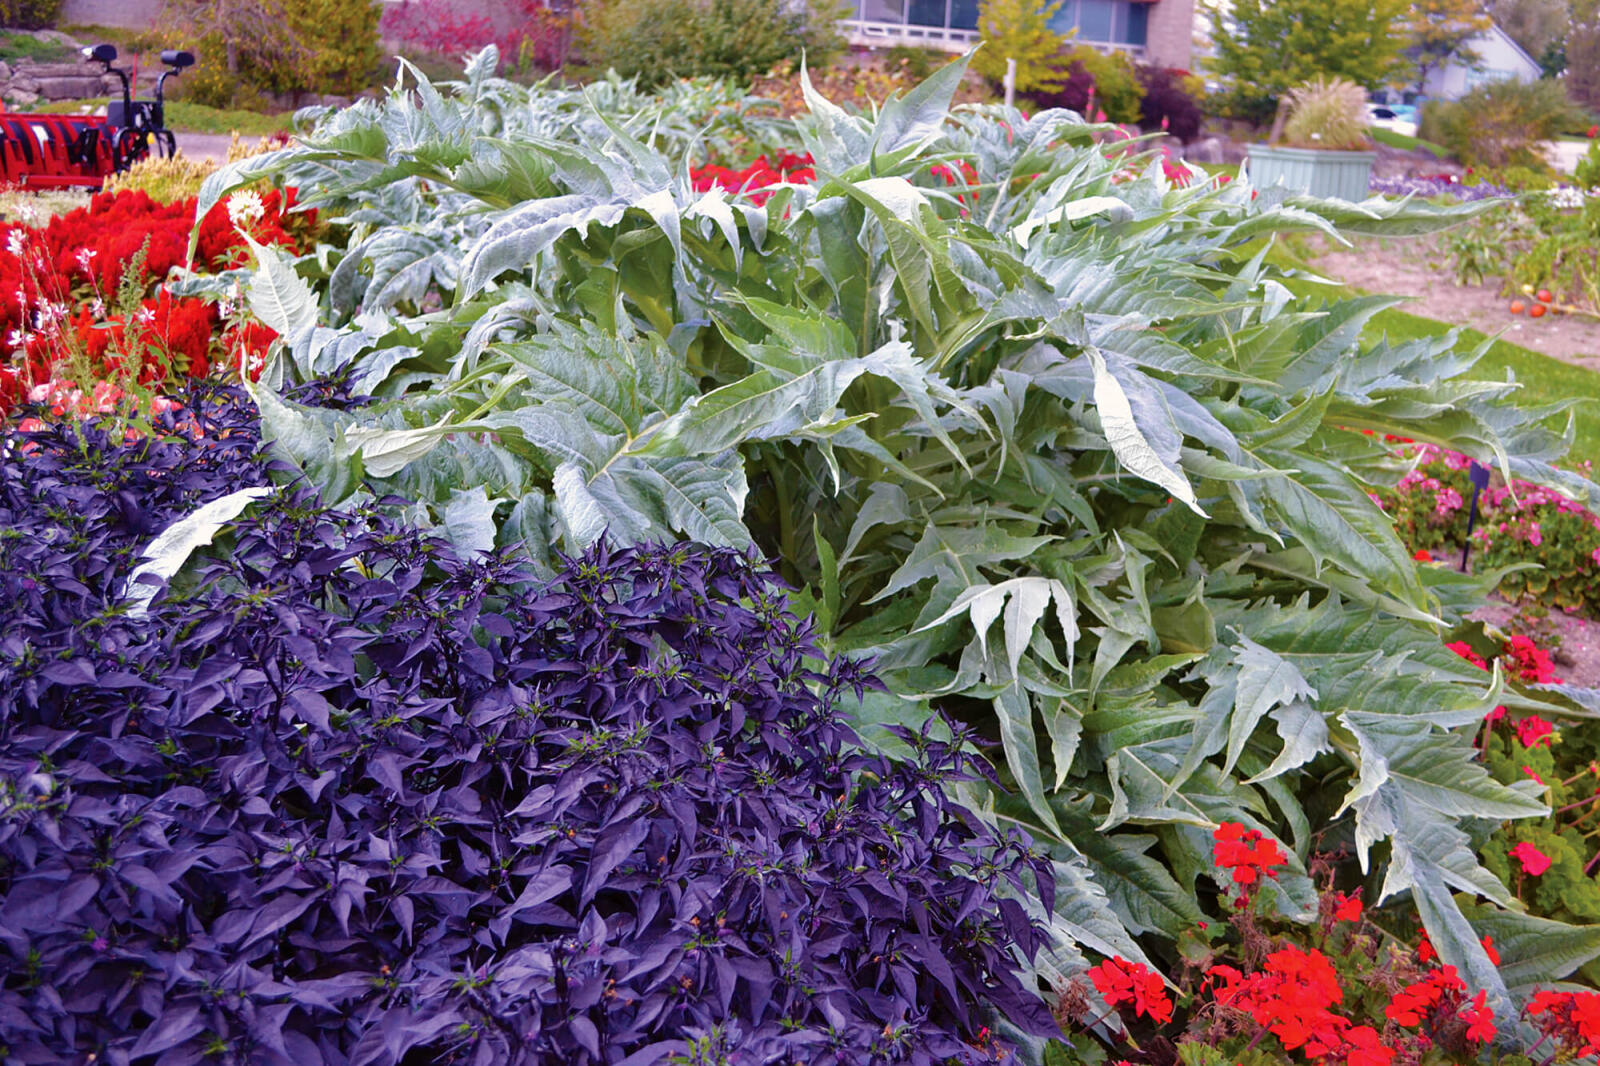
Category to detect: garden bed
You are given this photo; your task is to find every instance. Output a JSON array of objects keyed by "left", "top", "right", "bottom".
[
  {"left": 10, "top": 51, "right": 1600, "bottom": 1065},
  {"left": 1306, "top": 233, "right": 1600, "bottom": 367}
]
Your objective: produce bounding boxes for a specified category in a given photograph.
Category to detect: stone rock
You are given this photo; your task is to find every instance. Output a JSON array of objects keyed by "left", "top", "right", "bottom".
[
  {"left": 34, "top": 30, "right": 83, "bottom": 48},
  {"left": 0, "top": 62, "right": 11, "bottom": 83},
  {"left": 4, "top": 91, "right": 40, "bottom": 107},
  {"left": 1185, "top": 136, "right": 1225, "bottom": 165},
  {"left": 35, "top": 75, "right": 106, "bottom": 100},
  {"left": 319, "top": 93, "right": 351, "bottom": 108},
  {"left": 10, "top": 76, "right": 40, "bottom": 93},
  {"left": 26, "top": 62, "right": 101, "bottom": 78}
]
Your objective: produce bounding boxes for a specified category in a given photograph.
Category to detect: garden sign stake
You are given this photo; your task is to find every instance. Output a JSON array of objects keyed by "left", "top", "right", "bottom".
[{"left": 1460, "top": 460, "right": 1491, "bottom": 572}]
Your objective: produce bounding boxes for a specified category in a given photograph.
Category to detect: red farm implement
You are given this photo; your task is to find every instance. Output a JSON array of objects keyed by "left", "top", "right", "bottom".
[{"left": 1, "top": 45, "right": 192, "bottom": 190}]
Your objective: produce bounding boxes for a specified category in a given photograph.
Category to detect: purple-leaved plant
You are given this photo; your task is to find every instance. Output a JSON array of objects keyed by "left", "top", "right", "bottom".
[
  {"left": 0, "top": 392, "right": 1058, "bottom": 1065},
  {"left": 1367, "top": 174, "right": 1517, "bottom": 201}
]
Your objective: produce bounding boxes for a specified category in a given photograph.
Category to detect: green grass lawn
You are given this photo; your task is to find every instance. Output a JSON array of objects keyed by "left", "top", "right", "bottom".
[
  {"left": 1368, "top": 306, "right": 1600, "bottom": 466},
  {"left": 0, "top": 31, "right": 78, "bottom": 65},
  {"left": 1266, "top": 235, "right": 1600, "bottom": 466},
  {"left": 1370, "top": 127, "right": 1451, "bottom": 158},
  {"left": 161, "top": 101, "right": 294, "bottom": 137}
]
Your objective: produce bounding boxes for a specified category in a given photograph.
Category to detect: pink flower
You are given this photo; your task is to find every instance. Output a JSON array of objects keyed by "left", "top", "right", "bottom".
[
  {"left": 1524, "top": 766, "right": 1545, "bottom": 784},
  {"left": 1509, "top": 841, "right": 1552, "bottom": 876},
  {"left": 1528, "top": 522, "right": 1543, "bottom": 547}
]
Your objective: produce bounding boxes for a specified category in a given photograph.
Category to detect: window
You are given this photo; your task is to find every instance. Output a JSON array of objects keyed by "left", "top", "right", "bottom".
[
  {"left": 861, "top": 0, "right": 908, "bottom": 22},
  {"left": 854, "top": 0, "right": 1142, "bottom": 46},
  {"left": 1122, "top": 1, "right": 1146, "bottom": 46},
  {"left": 1078, "top": 0, "right": 1114, "bottom": 41}
]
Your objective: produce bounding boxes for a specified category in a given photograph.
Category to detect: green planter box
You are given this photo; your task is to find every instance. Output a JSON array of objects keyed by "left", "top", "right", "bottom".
[{"left": 1245, "top": 144, "right": 1376, "bottom": 201}]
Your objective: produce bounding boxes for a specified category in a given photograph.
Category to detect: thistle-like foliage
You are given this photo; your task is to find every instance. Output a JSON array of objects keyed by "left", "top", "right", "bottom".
[
  {"left": 194, "top": 49, "right": 1600, "bottom": 1027},
  {"left": 0, "top": 395, "right": 1054, "bottom": 1065}
]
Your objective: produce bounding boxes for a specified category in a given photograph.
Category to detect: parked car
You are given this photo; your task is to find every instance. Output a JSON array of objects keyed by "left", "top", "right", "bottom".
[{"left": 1367, "top": 103, "right": 1419, "bottom": 138}]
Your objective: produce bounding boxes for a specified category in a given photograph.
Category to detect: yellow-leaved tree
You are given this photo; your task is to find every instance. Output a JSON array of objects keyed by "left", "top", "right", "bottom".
[
  {"left": 1205, "top": 0, "right": 1408, "bottom": 123},
  {"left": 973, "top": 0, "right": 1068, "bottom": 95}
]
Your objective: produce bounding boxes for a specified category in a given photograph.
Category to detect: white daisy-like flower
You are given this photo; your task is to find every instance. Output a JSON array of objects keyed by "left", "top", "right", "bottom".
[
  {"left": 5, "top": 231, "right": 24, "bottom": 258},
  {"left": 227, "top": 190, "right": 266, "bottom": 229}
]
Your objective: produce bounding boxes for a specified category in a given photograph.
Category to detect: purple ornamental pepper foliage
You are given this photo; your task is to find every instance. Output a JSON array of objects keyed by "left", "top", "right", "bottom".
[{"left": 0, "top": 391, "right": 1059, "bottom": 1065}]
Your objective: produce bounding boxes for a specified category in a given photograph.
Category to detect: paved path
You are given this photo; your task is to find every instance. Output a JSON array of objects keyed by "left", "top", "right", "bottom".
[
  {"left": 1543, "top": 139, "right": 1591, "bottom": 175},
  {"left": 173, "top": 133, "right": 240, "bottom": 164}
]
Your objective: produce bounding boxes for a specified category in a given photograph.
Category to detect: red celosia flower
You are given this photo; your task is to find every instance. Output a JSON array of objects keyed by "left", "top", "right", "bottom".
[
  {"left": 1413, "top": 548, "right": 1432, "bottom": 562},
  {"left": 1509, "top": 841, "right": 1552, "bottom": 876},
  {"left": 1087, "top": 957, "right": 1173, "bottom": 1023},
  {"left": 690, "top": 152, "right": 816, "bottom": 207}
]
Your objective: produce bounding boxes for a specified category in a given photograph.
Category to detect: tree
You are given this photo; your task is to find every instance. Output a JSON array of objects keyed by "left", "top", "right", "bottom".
[
  {"left": 1205, "top": 0, "right": 1409, "bottom": 123},
  {"left": 1570, "top": 0, "right": 1600, "bottom": 112},
  {"left": 1489, "top": 0, "right": 1569, "bottom": 61},
  {"left": 155, "top": 0, "right": 380, "bottom": 104},
  {"left": 571, "top": 0, "right": 844, "bottom": 87},
  {"left": 1404, "top": 0, "right": 1492, "bottom": 94},
  {"left": 973, "top": 0, "right": 1068, "bottom": 95}
]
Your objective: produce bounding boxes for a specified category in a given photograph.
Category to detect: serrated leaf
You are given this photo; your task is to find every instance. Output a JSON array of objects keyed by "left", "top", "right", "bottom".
[
  {"left": 246, "top": 243, "right": 318, "bottom": 337},
  {"left": 1086, "top": 347, "right": 1205, "bottom": 516}
]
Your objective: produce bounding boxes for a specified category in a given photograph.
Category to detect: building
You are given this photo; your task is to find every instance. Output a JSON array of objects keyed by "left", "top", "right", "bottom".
[
  {"left": 839, "top": 0, "right": 1196, "bottom": 70},
  {"left": 1419, "top": 21, "right": 1541, "bottom": 101}
]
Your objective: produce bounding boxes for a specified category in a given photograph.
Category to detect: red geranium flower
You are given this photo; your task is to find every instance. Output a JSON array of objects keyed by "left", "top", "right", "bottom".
[
  {"left": 1509, "top": 841, "right": 1552, "bottom": 876},
  {"left": 1087, "top": 957, "right": 1173, "bottom": 1024}
]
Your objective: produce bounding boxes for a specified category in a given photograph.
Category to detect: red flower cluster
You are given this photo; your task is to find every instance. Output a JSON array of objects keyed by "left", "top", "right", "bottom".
[
  {"left": 1508, "top": 840, "right": 1552, "bottom": 875},
  {"left": 1213, "top": 821, "right": 1287, "bottom": 893},
  {"left": 0, "top": 188, "right": 308, "bottom": 341},
  {"left": 1330, "top": 891, "right": 1362, "bottom": 923},
  {"left": 1209, "top": 945, "right": 1371, "bottom": 1058},
  {"left": 73, "top": 291, "right": 219, "bottom": 380},
  {"left": 930, "top": 159, "right": 981, "bottom": 206},
  {"left": 1504, "top": 633, "right": 1559, "bottom": 684},
  {"left": 1087, "top": 957, "right": 1173, "bottom": 1023},
  {"left": 380, "top": 0, "right": 566, "bottom": 70},
  {"left": 1515, "top": 714, "right": 1555, "bottom": 748},
  {"left": 1385, "top": 966, "right": 1495, "bottom": 1043},
  {"left": 1528, "top": 989, "right": 1600, "bottom": 1055},
  {"left": 2, "top": 187, "right": 307, "bottom": 414},
  {"left": 1445, "top": 640, "right": 1488, "bottom": 671},
  {"left": 690, "top": 152, "right": 815, "bottom": 206}
]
